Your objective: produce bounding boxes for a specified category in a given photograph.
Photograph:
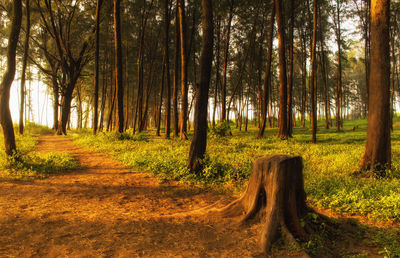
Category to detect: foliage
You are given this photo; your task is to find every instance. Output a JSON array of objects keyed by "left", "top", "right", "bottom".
[{"left": 209, "top": 121, "right": 232, "bottom": 138}]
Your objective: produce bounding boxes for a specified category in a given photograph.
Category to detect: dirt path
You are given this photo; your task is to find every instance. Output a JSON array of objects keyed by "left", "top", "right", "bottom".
[{"left": 0, "top": 135, "right": 267, "bottom": 257}]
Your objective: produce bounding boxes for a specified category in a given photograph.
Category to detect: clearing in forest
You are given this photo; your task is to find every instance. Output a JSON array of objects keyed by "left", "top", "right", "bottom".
[{"left": 0, "top": 135, "right": 392, "bottom": 257}]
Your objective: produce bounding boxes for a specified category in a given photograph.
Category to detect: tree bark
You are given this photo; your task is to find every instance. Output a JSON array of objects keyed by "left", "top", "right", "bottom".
[
  {"left": 93, "top": 0, "right": 103, "bottom": 134},
  {"left": 300, "top": 26, "right": 307, "bottom": 128},
  {"left": 114, "top": 0, "right": 124, "bottom": 133},
  {"left": 257, "top": 4, "right": 275, "bottom": 138},
  {"left": 221, "top": 0, "right": 234, "bottom": 122},
  {"left": 335, "top": 0, "right": 343, "bottom": 131},
  {"left": 215, "top": 155, "right": 309, "bottom": 254},
  {"left": 19, "top": 0, "right": 30, "bottom": 135},
  {"left": 164, "top": 0, "right": 172, "bottom": 139},
  {"left": 0, "top": 0, "right": 22, "bottom": 156},
  {"left": 360, "top": 0, "right": 391, "bottom": 176},
  {"left": 287, "top": 0, "right": 295, "bottom": 137},
  {"left": 275, "top": 0, "right": 289, "bottom": 139},
  {"left": 188, "top": 0, "right": 213, "bottom": 173},
  {"left": 173, "top": 1, "right": 180, "bottom": 138},
  {"left": 212, "top": 15, "right": 221, "bottom": 128},
  {"left": 178, "top": 0, "right": 188, "bottom": 139},
  {"left": 157, "top": 53, "right": 166, "bottom": 136},
  {"left": 310, "top": 0, "right": 318, "bottom": 143}
]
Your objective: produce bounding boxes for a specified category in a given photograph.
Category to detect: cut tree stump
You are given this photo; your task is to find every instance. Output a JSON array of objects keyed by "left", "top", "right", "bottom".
[{"left": 216, "top": 155, "right": 312, "bottom": 254}]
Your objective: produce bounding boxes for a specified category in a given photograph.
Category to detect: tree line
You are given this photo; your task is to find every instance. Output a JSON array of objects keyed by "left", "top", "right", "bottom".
[{"left": 0, "top": 0, "right": 395, "bottom": 175}]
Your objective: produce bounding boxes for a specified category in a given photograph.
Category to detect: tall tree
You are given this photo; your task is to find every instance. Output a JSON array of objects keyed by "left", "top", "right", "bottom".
[
  {"left": 310, "top": 0, "right": 318, "bottom": 143},
  {"left": 360, "top": 0, "right": 391, "bottom": 176},
  {"left": 178, "top": 0, "right": 188, "bottom": 139},
  {"left": 173, "top": 1, "right": 180, "bottom": 138},
  {"left": 257, "top": 3, "right": 275, "bottom": 138},
  {"left": 19, "top": 0, "right": 30, "bottom": 135},
  {"left": 0, "top": 0, "right": 22, "bottom": 156},
  {"left": 93, "top": 0, "right": 103, "bottom": 134},
  {"left": 36, "top": 0, "right": 92, "bottom": 135},
  {"left": 275, "top": 0, "right": 289, "bottom": 139},
  {"left": 114, "top": 0, "right": 124, "bottom": 133},
  {"left": 287, "top": 0, "right": 295, "bottom": 137},
  {"left": 333, "top": 0, "right": 343, "bottom": 131},
  {"left": 221, "top": 0, "right": 234, "bottom": 122},
  {"left": 212, "top": 14, "right": 221, "bottom": 128},
  {"left": 164, "top": 0, "right": 172, "bottom": 139},
  {"left": 188, "top": 0, "right": 213, "bottom": 172}
]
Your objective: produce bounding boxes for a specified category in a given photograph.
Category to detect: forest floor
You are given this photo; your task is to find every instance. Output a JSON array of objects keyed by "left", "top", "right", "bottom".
[{"left": 0, "top": 135, "right": 395, "bottom": 257}]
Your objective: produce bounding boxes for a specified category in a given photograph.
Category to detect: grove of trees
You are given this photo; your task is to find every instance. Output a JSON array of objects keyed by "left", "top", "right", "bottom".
[{"left": 0, "top": 0, "right": 397, "bottom": 176}]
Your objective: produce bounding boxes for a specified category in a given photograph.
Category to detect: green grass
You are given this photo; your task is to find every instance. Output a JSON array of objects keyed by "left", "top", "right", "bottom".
[
  {"left": 72, "top": 119, "right": 400, "bottom": 224},
  {"left": 0, "top": 123, "right": 78, "bottom": 180}
]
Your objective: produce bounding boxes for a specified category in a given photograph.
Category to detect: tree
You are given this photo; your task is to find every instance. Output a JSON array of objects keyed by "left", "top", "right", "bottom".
[
  {"left": 333, "top": 0, "right": 343, "bottom": 131},
  {"left": 257, "top": 3, "right": 274, "bottom": 139},
  {"left": 0, "top": 0, "right": 22, "bottom": 156},
  {"left": 36, "top": 0, "right": 93, "bottom": 135},
  {"left": 360, "top": 0, "right": 391, "bottom": 176},
  {"left": 19, "top": 0, "right": 30, "bottom": 135},
  {"left": 114, "top": 0, "right": 124, "bottom": 133},
  {"left": 93, "top": 0, "right": 104, "bottom": 134},
  {"left": 310, "top": 0, "right": 318, "bottom": 143},
  {"left": 164, "top": 0, "right": 171, "bottom": 139},
  {"left": 275, "top": 0, "right": 289, "bottom": 139},
  {"left": 188, "top": 0, "right": 213, "bottom": 172},
  {"left": 178, "top": 0, "right": 188, "bottom": 139},
  {"left": 173, "top": 1, "right": 180, "bottom": 138},
  {"left": 221, "top": 0, "right": 234, "bottom": 122},
  {"left": 287, "top": 0, "right": 295, "bottom": 137}
]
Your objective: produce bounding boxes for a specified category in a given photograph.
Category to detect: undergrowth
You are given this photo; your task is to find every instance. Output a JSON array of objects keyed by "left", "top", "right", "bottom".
[
  {"left": 0, "top": 123, "right": 78, "bottom": 180},
  {"left": 72, "top": 119, "right": 400, "bottom": 222}
]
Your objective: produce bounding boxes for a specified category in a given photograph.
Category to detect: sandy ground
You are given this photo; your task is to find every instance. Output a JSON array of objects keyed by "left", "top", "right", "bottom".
[{"left": 0, "top": 135, "right": 385, "bottom": 257}]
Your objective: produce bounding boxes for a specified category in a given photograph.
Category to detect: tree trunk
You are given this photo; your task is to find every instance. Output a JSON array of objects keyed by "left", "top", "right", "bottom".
[
  {"left": 360, "top": 0, "right": 391, "bottom": 176},
  {"left": 212, "top": 15, "right": 221, "bottom": 128},
  {"left": 287, "top": 0, "right": 295, "bottom": 137},
  {"left": 93, "top": 0, "right": 103, "bottom": 134},
  {"left": 99, "top": 64, "right": 108, "bottom": 131},
  {"left": 178, "top": 0, "right": 188, "bottom": 139},
  {"left": 275, "top": 0, "right": 289, "bottom": 139},
  {"left": 257, "top": 4, "right": 275, "bottom": 139},
  {"left": 114, "top": 0, "right": 124, "bottom": 133},
  {"left": 107, "top": 82, "right": 116, "bottom": 132},
  {"left": 157, "top": 53, "right": 166, "bottom": 136},
  {"left": 310, "top": 0, "right": 318, "bottom": 143},
  {"left": 335, "top": 0, "right": 342, "bottom": 131},
  {"left": 320, "top": 44, "right": 330, "bottom": 129},
  {"left": 52, "top": 75, "right": 59, "bottom": 130},
  {"left": 0, "top": 0, "right": 22, "bottom": 156},
  {"left": 164, "top": 0, "right": 171, "bottom": 139},
  {"left": 300, "top": 26, "right": 307, "bottom": 128},
  {"left": 215, "top": 155, "right": 309, "bottom": 254},
  {"left": 221, "top": 0, "right": 234, "bottom": 122},
  {"left": 188, "top": 0, "right": 213, "bottom": 172},
  {"left": 57, "top": 90, "right": 73, "bottom": 135},
  {"left": 390, "top": 19, "right": 396, "bottom": 131},
  {"left": 19, "top": 0, "right": 30, "bottom": 135},
  {"left": 173, "top": 2, "right": 180, "bottom": 138}
]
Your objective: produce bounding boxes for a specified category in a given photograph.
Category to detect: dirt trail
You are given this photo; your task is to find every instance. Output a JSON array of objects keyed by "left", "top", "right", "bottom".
[{"left": 0, "top": 135, "right": 267, "bottom": 257}]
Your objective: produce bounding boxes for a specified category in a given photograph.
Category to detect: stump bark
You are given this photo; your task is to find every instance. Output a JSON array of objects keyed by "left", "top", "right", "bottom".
[{"left": 218, "top": 155, "right": 310, "bottom": 254}]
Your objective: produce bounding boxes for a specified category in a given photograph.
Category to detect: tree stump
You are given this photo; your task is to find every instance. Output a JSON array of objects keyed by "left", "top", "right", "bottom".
[{"left": 217, "top": 155, "right": 310, "bottom": 254}]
